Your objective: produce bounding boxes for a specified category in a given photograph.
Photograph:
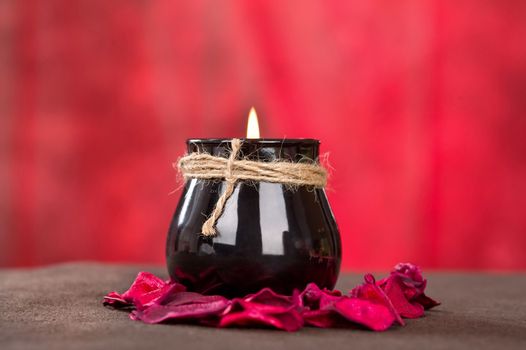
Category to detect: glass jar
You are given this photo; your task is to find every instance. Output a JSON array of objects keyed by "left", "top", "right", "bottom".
[{"left": 166, "top": 138, "right": 341, "bottom": 297}]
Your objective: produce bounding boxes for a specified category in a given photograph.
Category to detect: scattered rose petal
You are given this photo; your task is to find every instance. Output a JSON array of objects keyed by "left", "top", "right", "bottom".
[
  {"left": 103, "top": 263, "right": 439, "bottom": 332},
  {"left": 103, "top": 272, "right": 184, "bottom": 310},
  {"left": 154, "top": 284, "right": 194, "bottom": 305},
  {"left": 381, "top": 263, "right": 426, "bottom": 299},
  {"left": 132, "top": 293, "right": 230, "bottom": 324},
  {"left": 377, "top": 263, "right": 441, "bottom": 315},
  {"left": 103, "top": 291, "right": 130, "bottom": 308},
  {"left": 244, "top": 288, "right": 295, "bottom": 308},
  {"left": 300, "top": 279, "right": 399, "bottom": 330},
  {"left": 332, "top": 297, "right": 396, "bottom": 331},
  {"left": 302, "top": 296, "right": 396, "bottom": 331},
  {"left": 380, "top": 274, "right": 425, "bottom": 318},
  {"left": 413, "top": 293, "right": 441, "bottom": 310},
  {"left": 219, "top": 299, "right": 303, "bottom": 332},
  {"left": 218, "top": 288, "right": 303, "bottom": 331},
  {"left": 299, "top": 283, "right": 342, "bottom": 310},
  {"left": 351, "top": 274, "right": 404, "bottom": 325},
  {"left": 302, "top": 309, "right": 340, "bottom": 328}
]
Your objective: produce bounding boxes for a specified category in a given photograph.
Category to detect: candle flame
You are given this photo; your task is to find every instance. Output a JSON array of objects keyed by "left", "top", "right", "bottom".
[{"left": 246, "top": 107, "right": 260, "bottom": 138}]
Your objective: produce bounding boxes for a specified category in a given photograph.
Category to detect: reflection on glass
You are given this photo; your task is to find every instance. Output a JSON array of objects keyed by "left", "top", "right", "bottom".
[
  {"left": 259, "top": 182, "right": 287, "bottom": 255},
  {"left": 214, "top": 183, "right": 239, "bottom": 246},
  {"left": 177, "top": 180, "right": 197, "bottom": 226}
]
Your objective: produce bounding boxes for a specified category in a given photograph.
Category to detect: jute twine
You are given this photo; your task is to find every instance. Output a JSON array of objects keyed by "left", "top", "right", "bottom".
[{"left": 177, "top": 138, "right": 327, "bottom": 237}]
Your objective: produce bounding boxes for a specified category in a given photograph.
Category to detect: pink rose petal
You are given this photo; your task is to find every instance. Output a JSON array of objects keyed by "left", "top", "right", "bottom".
[
  {"left": 302, "top": 309, "right": 340, "bottom": 328},
  {"left": 414, "top": 293, "right": 441, "bottom": 310},
  {"left": 219, "top": 299, "right": 303, "bottom": 332},
  {"left": 244, "top": 288, "right": 295, "bottom": 308},
  {"left": 377, "top": 263, "right": 440, "bottom": 315},
  {"left": 299, "top": 283, "right": 342, "bottom": 310},
  {"left": 332, "top": 297, "right": 396, "bottom": 331},
  {"left": 103, "top": 262, "right": 440, "bottom": 332},
  {"left": 102, "top": 291, "right": 130, "bottom": 308},
  {"left": 300, "top": 280, "right": 398, "bottom": 331},
  {"left": 132, "top": 293, "right": 230, "bottom": 324},
  {"left": 103, "top": 272, "right": 185, "bottom": 310},
  {"left": 391, "top": 263, "right": 426, "bottom": 299},
  {"left": 302, "top": 297, "right": 397, "bottom": 331},
  {"left": 154, "top": 284, "right": 195, "bottom": 305},
  {"left": 351, "top": 274, "right": 404, "bottom": 325},
  {"left": 220, "top": 289, "right": 303, "bottom": 332},
  {"left": 381, "top": 274, "right": 425, "bottom": 318}
]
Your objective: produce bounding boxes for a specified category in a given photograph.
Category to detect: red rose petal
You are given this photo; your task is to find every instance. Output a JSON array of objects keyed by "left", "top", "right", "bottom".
[
  {"left": 154, "top": 284, "right": 194, "bottom": 305},
  {"left": 413, "top": 293, "right": 441, "bottom": 310},
  {"left": 302, "top": 309, "right": 339, "bottom": 328},
  {"left": 103, "top": 263, "right": 440, "bottom": 332},
  {"left": 351, "top": 274, "right": 404, "bottom": 325},
  {"left": 332, "top": 297, "right": 396, "bottom": 331},
  {"left": 379, "top": 263, "right": 427, "bottom": 299},
  {"left": 103, "top": 272, "right": 185, "bottom": 310},
  {"left": 123, "top": 272, "right": 167, "bottom": 297},
  {"left": 103, "top": 291, "right": 130, "bottom": 308},
  {"left": 244, "top": 288, "right": 295, "bottom": 308},
  {"left": 377, "top": 263, "right": 440, "bottom": 315},
  {"left": 301, "top": 279, "right": 398, "bottom": 331},
  {"left": 219, "top": 299, "right": 303, "bottom": 332},
  {"left": 390, "top": 263, "right": 441, "bottom": 310},
  {"left": 299, "top": 283, "right": 342, "bottom": 310},
  {"left": 303, "top": 298, "right": 397, "bottom": 331},
  {"left": 132, "top": 293, "right": 230, "bottom": 324},
  {"left": 381, "top": 274, "right": 425, "bottom": 318}
]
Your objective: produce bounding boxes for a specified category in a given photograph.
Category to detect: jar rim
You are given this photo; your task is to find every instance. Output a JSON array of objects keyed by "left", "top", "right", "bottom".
[{"left": 187, "top": 138, "right": 320, "bottom": 145}]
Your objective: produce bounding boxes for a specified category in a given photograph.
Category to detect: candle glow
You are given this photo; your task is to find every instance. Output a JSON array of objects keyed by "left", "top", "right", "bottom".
[{"left": 246, "top": 107, "right": 260, "bottom": 139}]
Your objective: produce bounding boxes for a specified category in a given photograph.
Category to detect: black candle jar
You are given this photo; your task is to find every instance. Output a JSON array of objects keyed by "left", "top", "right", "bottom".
[{"left": 166, "top": 138, "right": 341, "bottom": 297}]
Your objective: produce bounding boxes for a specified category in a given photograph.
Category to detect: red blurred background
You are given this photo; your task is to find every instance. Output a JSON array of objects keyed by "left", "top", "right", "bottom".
[{"left": 1, "top": 0, "right": 525, "bottom": 270}]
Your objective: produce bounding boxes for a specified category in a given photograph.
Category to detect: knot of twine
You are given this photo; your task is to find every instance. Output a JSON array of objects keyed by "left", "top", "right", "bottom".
[{"left": 177, "top": 138, "right": 327, "bottom": 237}]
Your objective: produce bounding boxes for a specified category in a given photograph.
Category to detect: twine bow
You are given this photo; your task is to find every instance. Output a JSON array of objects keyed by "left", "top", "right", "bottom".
[{"left": 177, "top": 138, "right": 327, "bottom": 236}]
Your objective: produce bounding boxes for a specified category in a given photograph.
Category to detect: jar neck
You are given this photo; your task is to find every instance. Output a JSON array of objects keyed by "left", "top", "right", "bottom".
[{"left": 186, "top": 138, "right": 320, "bottom": 162}]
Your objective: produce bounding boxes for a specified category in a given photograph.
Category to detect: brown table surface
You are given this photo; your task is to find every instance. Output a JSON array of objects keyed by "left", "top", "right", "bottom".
[{"left": 0, "top": 263, "right": 525, "bottom": 350}]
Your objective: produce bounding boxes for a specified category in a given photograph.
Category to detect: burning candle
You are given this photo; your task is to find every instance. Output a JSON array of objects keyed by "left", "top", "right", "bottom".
[
  {"left": 246, "top": 107, "right": 260, "bottom": 139},
  {"left": 167, "top": 109, "right": 341, "bottom": 297}
]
